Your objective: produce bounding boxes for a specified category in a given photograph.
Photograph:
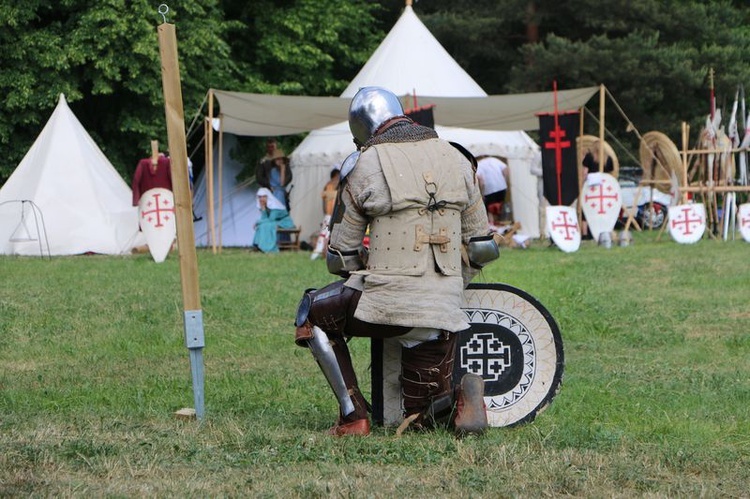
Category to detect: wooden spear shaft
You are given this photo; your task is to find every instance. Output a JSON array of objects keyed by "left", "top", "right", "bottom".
[{"left": 157, "top": 21, "right": 206, "bottom": 420}]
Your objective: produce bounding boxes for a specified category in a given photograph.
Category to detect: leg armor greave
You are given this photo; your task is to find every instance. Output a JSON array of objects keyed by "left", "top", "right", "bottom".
[
  {"left": 400, "top": 332, "right": 457, "bottom": 427},
  {"left": 294, "top": 281, "right": 368, "bottom": 420},
  {"left": 306, "top": 325, "right": 355, "bottom": 416}
]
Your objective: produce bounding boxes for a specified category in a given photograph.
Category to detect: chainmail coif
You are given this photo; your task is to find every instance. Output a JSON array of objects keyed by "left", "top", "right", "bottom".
[{"left": 365, "top": 120, "right": 438, "bottom": 147}]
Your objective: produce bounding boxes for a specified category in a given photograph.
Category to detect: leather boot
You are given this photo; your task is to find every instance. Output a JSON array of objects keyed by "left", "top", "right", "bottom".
[{"left": 453, "top": 373, "right": 488, "bottom": 436}]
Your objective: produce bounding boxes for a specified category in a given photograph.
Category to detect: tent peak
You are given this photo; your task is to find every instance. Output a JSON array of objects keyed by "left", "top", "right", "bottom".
[{"left": 58, "top": 93, "right": 66, "bottom": 104}]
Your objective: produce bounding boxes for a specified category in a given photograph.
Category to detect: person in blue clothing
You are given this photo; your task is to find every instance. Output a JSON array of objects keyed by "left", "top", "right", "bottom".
[
  {"left": 252, "top": 187, "right": 295, "bottom": 253},
  {"left": 255, "top": 139, "right": 293, "bottom": 210}
]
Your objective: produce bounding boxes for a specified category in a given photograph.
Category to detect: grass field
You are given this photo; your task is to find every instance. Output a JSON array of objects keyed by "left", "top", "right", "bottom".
[{"left": 1, "top": 231, "right": 749, "bottom": 497}]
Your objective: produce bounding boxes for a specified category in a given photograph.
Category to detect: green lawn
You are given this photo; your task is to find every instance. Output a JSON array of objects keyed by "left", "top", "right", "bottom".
[{"left": 1, "top": 231, "right": 749, "bottom": 497}]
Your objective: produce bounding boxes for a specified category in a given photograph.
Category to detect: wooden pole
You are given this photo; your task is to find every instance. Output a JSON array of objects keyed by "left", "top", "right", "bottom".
[
  {"left": 218, "top": 114, "right": 224, "bottom": 253},
  {"left": 157, "top": 21, "right": 206, "bottom": 421},
  {"left": 681, "top": 122, "right": 689, "bottom": 204},
  {"left": 207, "top": 90, "right": 216, "bottom": 254},
  {"left": 598, "top": 84, "right": 605, "bottom": 172},
  {"left": 151, "top": 140, "right": 159, "bottom": 167},
  {"left": 577, "top": 105, "right": 584, "bottom": 227}
]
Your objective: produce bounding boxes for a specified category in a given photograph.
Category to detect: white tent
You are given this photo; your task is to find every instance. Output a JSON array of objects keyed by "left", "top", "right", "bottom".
[
  {"left": 205, "top": 4, "right": 598, "bottom": 245},
  {"left": 0, "top": 94, "right": 141, "bottom": 256},
  {"left": 289, "top": 5, "right": 542, "bottom": 240}
]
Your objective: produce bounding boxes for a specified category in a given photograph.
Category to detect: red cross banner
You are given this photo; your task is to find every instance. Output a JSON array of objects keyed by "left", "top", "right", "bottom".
[
  {"left": 545, "top": 205, "right": 581, "bottom": 253},
  {"left": 138, "top": 187, "right": 177, "bottom": 262},
  {"left": 668, "top": 203, "right": 706, "bottom": 244},
  {"left": 581, "top": 172, "right": 622, "bottom": 241},
  {"left": 738, "top": 203, "right": 750, "bottom": 242},
  {"left": 538, "top": 111, "right": 581, "bottom": 206}
]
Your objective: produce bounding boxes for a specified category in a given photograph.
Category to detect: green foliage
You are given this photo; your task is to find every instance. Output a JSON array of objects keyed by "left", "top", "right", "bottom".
[
  {"left": 0, "top": 0, "right": 242, "bottom": 183},
  {"left": 416, "top": 0, "right": 750, "bottom": 156},
  {"left": 3, "top": 0, "right": 750, "bottom": 188},
  {"left": 0, "top": 0, "right": 382, "bottom": 186}
]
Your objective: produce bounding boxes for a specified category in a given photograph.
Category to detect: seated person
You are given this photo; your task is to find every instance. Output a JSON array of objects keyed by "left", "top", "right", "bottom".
[{"left": 252, "top": 187, "right": 295, "bottom": 253}]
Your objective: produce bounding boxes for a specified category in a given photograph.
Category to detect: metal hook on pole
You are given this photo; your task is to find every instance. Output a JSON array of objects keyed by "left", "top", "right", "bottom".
[{"left": 158, "top": 4, "right": 169, "bottom": 24}]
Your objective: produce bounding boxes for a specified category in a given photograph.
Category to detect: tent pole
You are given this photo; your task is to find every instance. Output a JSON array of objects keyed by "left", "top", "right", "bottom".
[
  {"left": 598, "top": 84, "right": 605, "bottom": 172},
  {"left": 204, "top": 118, "right": 215, "bottom": 252},
  {"left": 681, "top": 121, "right": 689, "bottom": 204},
  {"left": 157, "top": 21, "right": 206, "bottom": 421},
  {"left": 577, "top": 105, "right": 585, "bottom": 228},
  {"left": 218, "top": 114, "right": 224, "bottom": 253},
  {"left": 207, "top": 90, "right": 216, "bottom": 254}
]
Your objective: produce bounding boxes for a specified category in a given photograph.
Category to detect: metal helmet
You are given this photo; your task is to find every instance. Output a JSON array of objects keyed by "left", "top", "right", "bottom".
[{"left": 348, "top": 86, "right": 404, "bottom": 145}]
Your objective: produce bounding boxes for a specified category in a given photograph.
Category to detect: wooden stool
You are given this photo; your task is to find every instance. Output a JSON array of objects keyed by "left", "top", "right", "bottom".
[{"left": 277, "top": 227, "right": 302, "bottom": 251}]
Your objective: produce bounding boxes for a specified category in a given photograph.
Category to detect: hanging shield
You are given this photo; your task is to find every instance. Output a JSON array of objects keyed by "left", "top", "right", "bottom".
[
  {"left": 138, "top": 188, "right": 176, "bottom": 262},
  {"left": 581, "top": 173, "right": 622, "bottom": 242},
  {"left": 668, "top": 203, "right": 706, "bottom": 244},
  {"left": 738, "top": 203, "right": 750, "bottom": 242},
  {"left": 371, "top": 283, "right": 565, "bottom": 428},
  {"left": 546, "top": 205, "right": 580, "bottom": 253}
]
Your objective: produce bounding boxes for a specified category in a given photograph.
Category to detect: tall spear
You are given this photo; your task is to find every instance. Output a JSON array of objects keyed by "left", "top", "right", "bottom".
[{"left": 553, "top": 80, "right": 563, "bottom": 205}]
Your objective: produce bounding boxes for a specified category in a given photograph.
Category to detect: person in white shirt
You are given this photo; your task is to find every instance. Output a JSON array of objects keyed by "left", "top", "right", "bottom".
[{"left": 476, "top": 155, "right": 509, "bottom": 226}]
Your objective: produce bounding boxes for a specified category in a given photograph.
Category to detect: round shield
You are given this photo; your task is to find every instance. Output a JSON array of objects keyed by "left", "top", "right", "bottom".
[
  {"left": 668, "top": 203, "right": 706, "bottom": 244},
  {"left": 455, "top": 283, "right": 564, "bottom": 427}
]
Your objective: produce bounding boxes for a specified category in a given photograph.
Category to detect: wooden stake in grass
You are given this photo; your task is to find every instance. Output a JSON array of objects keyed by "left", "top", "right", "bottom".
[{"left": 157, "top": 9, "right": 206, "bottom": 421}]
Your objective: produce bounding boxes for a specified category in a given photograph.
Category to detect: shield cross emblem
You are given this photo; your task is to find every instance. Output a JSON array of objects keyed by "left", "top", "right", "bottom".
[
  {"left": 546, "top": 205, "right": 581, "bottom": 252},
  {"left": 581, "top": 173, "right": 622, "bottom": 242},
  {"left": 668, "top": 203, "right": 706, "bottom": 244},
  {"left": 138, "top": 188, "right": 176, "bottom": 262},
  {"left": 738, "top": 203, "right": 750, "bottom": 242},
  {"left": 371, "top": 283, "right": 565, "bottom": 428}
]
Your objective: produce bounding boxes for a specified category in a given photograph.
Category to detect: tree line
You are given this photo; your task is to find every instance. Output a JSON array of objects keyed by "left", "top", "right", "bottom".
[{"left": 1, "top": 0, "right": 748, "bottom": 185}]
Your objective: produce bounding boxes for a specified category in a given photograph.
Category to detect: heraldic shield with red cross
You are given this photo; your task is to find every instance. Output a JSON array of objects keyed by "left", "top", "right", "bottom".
[
  {"left": 739, "top": 203, "right": 750, "bottom": 242},
  {"left": 581, "top": 172, "right": 622, "bottom": 242},
  {"left": 370, "top": 284, "right": 565, "bottom": 428},
  {"left": 546, "top": 205, "right": 581, "bottom": 253},
  {"left": 138, "top": 187, "right": 176, "bottom": 263},
  {"left": 668, "top": 203, "right": 706, "bottom": 244}
]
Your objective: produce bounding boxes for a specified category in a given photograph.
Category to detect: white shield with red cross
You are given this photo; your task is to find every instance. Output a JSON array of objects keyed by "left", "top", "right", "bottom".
[
  {"left": 138, "top": 188, "right": 176, "bottom": 262},
  {"left": 668, "top": 203, "right": 706, "bottom": 244},
  {"left": 738, "top": 203, "right": 750, "bottom": 242},
  {"left": 581, "top": 173, "right": 622, "bottom": 242},
  {"left": 546, "top": 205, "right": 580, "bottom": 253}
]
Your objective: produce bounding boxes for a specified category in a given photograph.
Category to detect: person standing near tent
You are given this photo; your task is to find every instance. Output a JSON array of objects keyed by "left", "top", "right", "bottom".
[
  {"left": 252, "top": 187, "right": 295, "bottom": 253},
  {"left": 293, "top": 86, "right": 498, "bottom": 437},
  {"left": 476, "top": 155, "right": 509, "bottom": 228},
  {"left": 131, "top": 141, "right": 172, "bottom": 206},
  {"left": 255, "top": 138, "right": 292, "bottom": 209},
  {"left": 310, "top": 167, "right": 341, "bottom": 260}
]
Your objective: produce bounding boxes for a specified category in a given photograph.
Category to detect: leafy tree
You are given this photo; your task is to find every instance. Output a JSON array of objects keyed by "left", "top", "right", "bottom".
[
  {"left": 0, "top": 0, "right": 242, "bottom": 184},
  {"left": 211, "top": 0, "right": 385, "bottom": 173},
  {"left": 0, "top": 0, "right": 386, "bottom": 186},
  {"left": 413, "top": 0, "right": 750, "bottom": 157}
]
